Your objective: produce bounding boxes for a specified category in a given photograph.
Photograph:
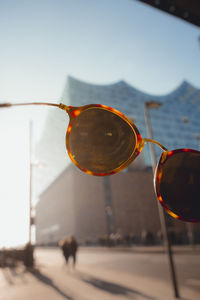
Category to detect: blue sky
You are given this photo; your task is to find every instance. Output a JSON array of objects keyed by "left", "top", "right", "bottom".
[
  {"left": 0, "top": 0, "right": 200, "bottom": 102},
  {"left": 0, "top": 0, "right": 199, "bottom": 247}
]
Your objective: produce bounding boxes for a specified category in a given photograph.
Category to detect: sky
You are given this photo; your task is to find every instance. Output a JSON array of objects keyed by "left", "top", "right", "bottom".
[{"left": 0, "top": 0, "right": 199, "bottom": 247}]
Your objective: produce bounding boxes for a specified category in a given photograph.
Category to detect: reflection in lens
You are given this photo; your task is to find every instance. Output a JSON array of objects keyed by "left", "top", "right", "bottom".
[
  {"left": 68, "top": 108, "right": 136, "bottom": 173},
  {"left": 160, "top": 151, "right": 200, "bottom": 221}
]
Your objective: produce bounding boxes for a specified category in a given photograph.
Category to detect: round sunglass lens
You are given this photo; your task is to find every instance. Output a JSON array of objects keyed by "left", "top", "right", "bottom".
[
  {"left": 67, "top": 107, "right": 136, "bottom": 174},
  {"left": 160, "top": 151, "right": 200, "bottom": 222}
]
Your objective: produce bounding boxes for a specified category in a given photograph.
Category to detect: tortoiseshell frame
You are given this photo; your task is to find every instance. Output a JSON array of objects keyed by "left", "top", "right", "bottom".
[
  {"left": 61, "top": 104, "right": 199, "bottom": 222},
  {"left": 59, "top": 103, "right": 144, "bottom": 176},
  {"left": 154, "top": 148, "right": 200, "bottom": 223}
]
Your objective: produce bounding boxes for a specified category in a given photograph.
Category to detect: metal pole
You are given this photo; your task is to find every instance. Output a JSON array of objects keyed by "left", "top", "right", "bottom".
[
  {"left": 187, "top": 223, "right": 195, "bottom": 247},
  {"left": 29, "top": 121, "right": 33, "bottom": 245},
  {"left": 144, "top": 103, "right": 179, "bottom": 298}
]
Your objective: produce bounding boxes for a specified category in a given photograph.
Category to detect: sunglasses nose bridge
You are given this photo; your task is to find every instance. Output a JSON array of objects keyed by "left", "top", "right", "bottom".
[{"left": 143, "top": 138, "right": 168, "bottom": 152}]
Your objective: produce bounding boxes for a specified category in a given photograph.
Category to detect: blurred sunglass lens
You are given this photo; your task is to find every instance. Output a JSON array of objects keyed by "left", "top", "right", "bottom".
[
  {"left": 68, "top": 108, "right": 136, "bottom": 173},
  {"left": 160, "top": 151, "right": 200, "bottom": 221}
]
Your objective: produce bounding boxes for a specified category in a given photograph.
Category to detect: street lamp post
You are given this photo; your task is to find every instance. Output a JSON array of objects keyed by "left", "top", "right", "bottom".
[
  {"left": 186, "top": 132, "right": 200, "bottom": 247},
  {"left": 24, "top": 121, "right": 34, "bottom": 268},
  {"left": 29, "top": 121, "right": 44, "bottom": 246},
  {"left": 103, "top": 177, "right": 116, "bottom": 237},
  {"left": 29, "top": 121, "right": 33, "bottom": 245},
  {"left": 144, "top": 102, "right": 179, "bottom": 298}
]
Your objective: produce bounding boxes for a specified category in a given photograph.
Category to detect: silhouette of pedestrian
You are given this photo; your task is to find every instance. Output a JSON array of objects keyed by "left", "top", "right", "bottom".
[
  {"left": 68, "top": 235, "right": 78, "bottom": 267},
  {"left": 59, "top": 238, "right": 70, "bottom": 264}
]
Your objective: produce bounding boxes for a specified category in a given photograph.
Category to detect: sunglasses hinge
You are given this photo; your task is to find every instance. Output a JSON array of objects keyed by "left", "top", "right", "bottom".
[{"left": 59, "top": 103, "right": 70, "bottom": 113}]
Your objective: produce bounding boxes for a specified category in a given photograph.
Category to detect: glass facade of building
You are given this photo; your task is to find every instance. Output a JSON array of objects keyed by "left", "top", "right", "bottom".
[
  {"left": 62, "top": 76, "right": 200, "bottom": 166},
  {"left": 37, "top": 76, "right": 200, "bottom": 193}
]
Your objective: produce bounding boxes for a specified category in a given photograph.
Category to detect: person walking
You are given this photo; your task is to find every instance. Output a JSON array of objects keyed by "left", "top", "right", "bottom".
[
  {"left": 59, "top": 238, "right": 70, "bottom": 265},
  {"left": 68, "top": 235, "right": 78, "bottom": 267}
]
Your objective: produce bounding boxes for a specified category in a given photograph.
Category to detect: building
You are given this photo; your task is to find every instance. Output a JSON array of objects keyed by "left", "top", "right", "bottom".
[
  {"left": 36, "top": 164, "right": 160, "bottom": 245},
  {"left": 35, "top": 76, "right": 200, "bottom": 245}
]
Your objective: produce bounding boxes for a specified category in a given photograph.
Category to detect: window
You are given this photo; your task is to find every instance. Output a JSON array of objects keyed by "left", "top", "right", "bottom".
[
  {"left": 194, "top": 133, "right": 200, "bottom": 140},
  {"left": 182, "top": 116, "right": 189, "bottom": 124},
  {"left": 128, "top": 115, "right": 137, "bottom": 123}
]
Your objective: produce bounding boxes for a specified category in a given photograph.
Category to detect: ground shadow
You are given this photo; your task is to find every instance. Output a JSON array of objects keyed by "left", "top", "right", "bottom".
[
  {"left": 27, "top": 267, "right": 74, "bottom": 300},
  {"left": 2, "top": 265, "right": 27, "bottom": 284},
  {"left": 2, "top": 268, "right": 14, "bottom": 285},
  {"left": 74, "top": 270, "right": 155, "bottom": 299}
]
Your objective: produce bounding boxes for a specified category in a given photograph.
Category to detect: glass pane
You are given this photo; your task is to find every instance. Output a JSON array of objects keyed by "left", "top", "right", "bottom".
[
  {"left": 160, "top": 151, "right": 200, "bottom": 221},
  {"left": 68, "top": 108, "right": 136, "bottom": 173}
]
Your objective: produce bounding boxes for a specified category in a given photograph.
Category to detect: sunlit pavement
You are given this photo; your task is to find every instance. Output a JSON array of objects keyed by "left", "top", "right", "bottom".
[{"left": 0, "top": 246, "right": 200, "bottom": 300}]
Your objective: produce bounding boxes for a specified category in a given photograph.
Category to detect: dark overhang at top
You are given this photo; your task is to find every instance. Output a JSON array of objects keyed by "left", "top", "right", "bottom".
[{"left": 136, "top": 0, "right": 200, "bottom": 27}]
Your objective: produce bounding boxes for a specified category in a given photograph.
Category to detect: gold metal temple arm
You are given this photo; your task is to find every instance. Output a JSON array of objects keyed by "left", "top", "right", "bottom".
[
  {"left": 143, "top": 138, "right": 168, "bottom": 151},
  {"left": 0, "top": 102, "right": 60, "bottom": 108},
  {"left": 0, "top": 102, "right": 73, "bottom": 115},
  {"left": 0, "top": 102, "right": 168, "bottom": 152}
]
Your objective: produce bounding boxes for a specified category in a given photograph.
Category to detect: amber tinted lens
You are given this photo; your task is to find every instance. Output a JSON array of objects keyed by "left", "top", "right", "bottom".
[
  {"left": 160, "top": 151, "right": 200, "bottom": 221},
  {"left": 68, "top": 108, "right": 136, "bottom": 173}
]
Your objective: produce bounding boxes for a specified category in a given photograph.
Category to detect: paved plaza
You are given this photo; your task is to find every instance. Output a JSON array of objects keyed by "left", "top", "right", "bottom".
[{"left": 0, "top": 246, "right": 200, "bottom": 300}]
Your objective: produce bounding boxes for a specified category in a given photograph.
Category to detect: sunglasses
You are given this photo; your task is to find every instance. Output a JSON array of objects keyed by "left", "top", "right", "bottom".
[{"left": 1, "top": 101, "right": 200, "bottom": 223}]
